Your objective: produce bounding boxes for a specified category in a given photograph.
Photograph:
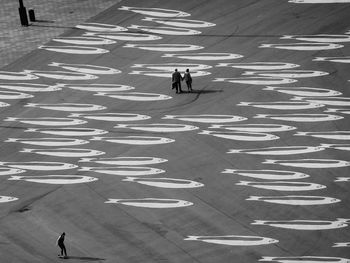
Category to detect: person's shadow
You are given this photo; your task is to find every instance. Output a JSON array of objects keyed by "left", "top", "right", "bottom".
[{"left": 62, "top": 256, "right": 105, "bottom": 261}]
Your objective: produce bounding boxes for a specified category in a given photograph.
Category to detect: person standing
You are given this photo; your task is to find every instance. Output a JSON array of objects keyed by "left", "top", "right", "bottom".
[
  {"left": 183, "top": 69, "right": 193, "bottom": 92},
  {"left": 172, "top": 68, "right": 183, "bottom": 94},
  {"left": 57, "top": 232, "right": 68, "bottom": 258}
]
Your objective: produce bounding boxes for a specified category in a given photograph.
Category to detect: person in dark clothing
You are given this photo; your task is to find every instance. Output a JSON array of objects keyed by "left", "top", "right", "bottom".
[
  {"left": 57, "top": 232, "right": 67, "bottom": 258},
  {"left": 172, "top": 68, "right": 183, "bottom": 94},
  {"left": 182, "top": 68, "right": 193, "bottom": 92}
]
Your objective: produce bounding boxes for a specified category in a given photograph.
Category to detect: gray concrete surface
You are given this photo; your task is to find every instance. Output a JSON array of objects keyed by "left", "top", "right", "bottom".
[{"left": 0, "top": 0, "right": 349, "bottom": 262}]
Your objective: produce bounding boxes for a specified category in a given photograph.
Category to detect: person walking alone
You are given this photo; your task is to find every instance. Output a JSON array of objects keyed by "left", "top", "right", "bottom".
[
  {"left": 57, "top": 232, "right": 68, "bottom": 259},
  {"left": 183, "top": 69, "right": 193, "bottom": 92},
  {"left": 171, "top": 68, "right": 183, "bottom": 94}
]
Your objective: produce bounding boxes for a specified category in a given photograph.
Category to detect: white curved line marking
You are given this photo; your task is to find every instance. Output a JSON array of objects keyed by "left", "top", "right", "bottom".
[
  {"left": 222, "top": 169, "right": 309, "bottom": 180},
  {"left": 114, "top": 123, "right": 199, "bottom": 132},
  {"left": 243, "top": 70, "right": 329, "bottom": 78},
  {"left": 0, "top": 161, "right": 77, "bottom": 171},
  {"left": 4, "top": 117, "right": 87, "bottom": 126},
  {"left": 238, "top": 101, "right": 324, "bottom": 110},
  {"left": 38, "top": 45, "right": 109, "bottom": 54},
  {"left": 0, "top": 90, "right": 33, "bottom": 99},
  {"left": 24, "top": 70, "right": 98, "bottom": 80},
  {"left": 20, "top": 148, "right": 105, "bottom": 157},
  {"left": 131, "top": 63, "right": 212, "bottom": 71},
  {"left": 94, "top": 92, "right": 172, "bottom": 101},
  {"left": 260, "top": 42, "right": 343, "bottom": 50},
  {"left": 252, "top": 219, "right": 350, "bottom": 230},
  {"left": 209, "top": 124, "right": 296, "bottom": 132},
  {"left": 52, "top": 36, "right": 116, "bottom": 45},
  {"left": 199, "top": 130, "right": 279, "bottom": 141},
  {"left": 129, "top": 70, "right": 210, "bottom": 78},
  {"left": 254, "top": 113, "right": 343, "bottom": 122},
  {"left": 314, "top": 56, "right": 350, "bottom": 63},
  {"left": 228, "top": 146, "right": 324, "bottom": 155},
  {"left": 79, "top": 166, "right": 165, "bottom": 176},
  {"left": 0, "top": 167, "right": 26, "bottom": 176},
  {"left": 24, "top": 103, "right": 106, "bottom": 111},
  {"left": 163, "top": 114, "right": 247, "bottom": 123},
  {"left": 75, "top": 22, "right": 127, "bottom": 32},
  {"left": 123, "top": 177, "right": 204, "bottom": 189},
  {"left": 91, "top": 136, "right": 175, "bottom": 145},
  {"left": 49, "top": 62, "right": 121, "bottom": 75},
  {"left": 118, "top": 6, "right": 190, "bottom": 17},
  {"left": 0, "top": 196, "right": 18, "bottom": 203},
  {"left": 213, "top": 77, "right": 297, "bottom": 85},
  {"left": 84, "top": 32, "right": 162, "bottom": 41},
  {"left": 128, "top": 25, "right": 201, "bottom": 35},
  {"left": 237, "top": 181, "right": 326, "bottom": 191},
  {"left": 184, "top": 235, "right": 278, "bottom": 246},
  {"left": 293, "top": 96, "right": 350, "bottom": 106},
  {"left": 69, "top": 113, "right": 150, "bottom": 122},
  {"left": 264, "top": 86, "right": 342, "bottom": 97},
  {"left": 217, "top": 62, "right": 300, "bottom": 70},
  {"left": 281, "top": 34, "right": 350, "bottom": 43},
  {"left": 24, "top": 127, "right": 108, "bottom": 136},
  {"left": 0, "top": 83, "right": 61, "bottom": 92},
  {"left": 247, "top": 195, "right": 341, "bottom": 206},
  {"left": 124, "top": 43, "right": 204, "bottom": 52},
  {"left": 105, "top": 198, "right": 193, "bottom": 208},
  {"left": 295, "top": 131, "right": 350, "bottom": 140},
  {"left": 163, "top": 53, "right": 243, "bottom": 60},
  {"left": 8, "top": 175, "right": 98, "bottom": 184},
  {"left": 264, "top": 158, "right": 350, "bottom": 168},
  {"left": 5, "top": 137, "right": 89, "bottom": 147},
  {"left": 58, "top": 83, "right": 134, "bottom": 92},
  {"left": 0, "top": 71, "right": 38, "bottom": 80},
  {"left": 142, "top": 17, "right": 215, "bottom": 28},
  {"left": 259, "top": 256, "right": 350, "bottom": 263},
  {"left": 78, "top": 157, "right": 167, "bottom": 166}
]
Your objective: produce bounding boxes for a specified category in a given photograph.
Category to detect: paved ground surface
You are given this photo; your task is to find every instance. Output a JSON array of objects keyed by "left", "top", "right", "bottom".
[
  {"left": 0, "top": 0, "right": 118, "bottom": 69},
  {"left": 0, "top": 0, "right": 350, "bottom": 262}
]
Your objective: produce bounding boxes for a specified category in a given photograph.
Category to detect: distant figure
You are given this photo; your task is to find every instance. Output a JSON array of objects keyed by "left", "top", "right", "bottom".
[
  {"left": 172, "top": 68, "right": 183, "bottom": 94},
  {"left": 57, "top": 232, "right": 67, "bottom": 258},
  {"left": 183, "top": 69, "right": 193, "bottom": 92}
]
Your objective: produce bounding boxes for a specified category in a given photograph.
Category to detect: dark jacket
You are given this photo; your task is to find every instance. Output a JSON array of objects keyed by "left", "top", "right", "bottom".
[
  {"left": 183, "top": 72, "right": 192, "bottom": 82},
  {"left": 172, "top": 71, "right": 182, "bottom": 83}
]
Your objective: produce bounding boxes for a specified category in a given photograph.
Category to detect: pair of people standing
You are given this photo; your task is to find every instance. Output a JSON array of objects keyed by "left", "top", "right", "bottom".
[{"left": 172, "top": 68, "right": 193, "bottom": 93}]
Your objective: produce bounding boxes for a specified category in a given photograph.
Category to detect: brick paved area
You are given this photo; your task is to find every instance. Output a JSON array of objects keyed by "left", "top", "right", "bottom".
[{"left": 0, "top": 0, "right": 118, "bottom": 69}]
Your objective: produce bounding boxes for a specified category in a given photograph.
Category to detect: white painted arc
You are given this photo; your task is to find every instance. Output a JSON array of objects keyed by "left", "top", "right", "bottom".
[
  {"left": 162, "top": 53, "right": 243, "bottom": 60},
  {"left": 0, "top": 90, "right": 33, "bottom": 99},
  {"left": 105, "top": 198, "right": 193, "bottom": 208},
  {"left": 199, "top": 130, "right": 279, "bottom": 141},
  {"left": 75, "top": 22, "right": 127, "bottom": 32},
  {"left": 5, "top": 137, "right": 89, "bottom": 147},
  {"left": 162, "top": 114, "right": 247, "bottom": 123},
  {"left": 333, "top": 242, "right": 350, "bottom": 247},
  {"left": 0, "top": 83, "right": 62, "bottom": 92},
  {"left": 0, "top": 71, "right": 38, "bottom": 80},
  {"left": 24, "top": 103, "right": 106, "bottom": 112},
  {"left": 91, "top": 136, "right": 175, "bottom": 145},
  {"left": 259, "top": 256, "right": 350, "bottom": 263},
  {"left": 325, "top": 108, "right": 350, "bottom": 114},
  {"left": 0, "top": 167, "right": 26, "bottom": 176},
  {"left": 131, "top": 63, "right": 212, "bottom": 71},
  {"left": 213, "top": 77, "right": 298, "bottom": 85},
  {"left": 4, "top": 117, "right": 87, "bottom": 126},
  {"left": 20, "top": 148, "right": 105, "bottom": 157},
  {"left": 313, "top": 56, "right": 350, "bottom": 63},
  {"left": 184, "top": 235, "right": 278, "bottom": 246},
  {"left": 52, "top": 36, "right": 116, "bottom": 45},
  {"left": 58, "top": 83, "right": 134, "bottom": 92},
  {"left": 49, "top": 62, "right": 121, "bottom": 75},
  {"left": 264, "top": 158, "right": 350, "bottom": 168},
  {"left": 79, "top": 166, "right": 165, "bottom": 176},
  {"left": 85, "top": 32, "right": 162, "bottom": 41},
  {"left": 227, "top": 146, "right": 325, "bottom": 155},
  {"left": 238, "top": 101, "right": 324, "bottom": 110},
  {"left": 264, "top": 86, "right": 342, "bottom": 97},
  {"left": 118, "top": 6, "right": 191, "bottom": 17},
  {"left": 78, "top": 157, "right": 167, "bottom": 166},
  {"left": 24, "top": 70, "right": 98, "bottom": 80},
  {"left": 251, "top": 219, "right": 349, "bottom": 230},
  {"left": 237, "top": 181, "right": 326, "bottom": 191},
  {"left": 8, "top": 175, "right": 98, "bottom": 184},
  {"left": 142, "top": 17, "right": 216, "bottom": 28},
  {"left": 69, "top": 113, "right": 151, "bottom": 122},
  {"left": 24, "top": 127, "right": 108, "bottom": 136},
  {"left": 0, "top": 161, "right": 78, "bottom": 171},
  {"left": 209, "top": 124, "right": 296, "bottom": 132},
  {"left": 38, "top": 45, "right": 109, "bottom": 54},
  {"left": 254, "top": 113, "right": 343, "bottom": 122},
  {"left": 123, "top": 43, "right": 204, "bottom": 52},
  {"left": 281, "top": 34, "right": 350, "bottom": 43},
  {"left": 128, "top": 25, "right": 201, "bottom": 35},
  {"left": 295, "top": 131, "right": 350, "bottom": 140},
  {"left": 94, "top": 92, "right": 172, "bottom": 101},
  {"left": 222, "top": 169, "right": 309, "bottom": 180},
  {"left": 114, "top": 123, "right": 199, "bottom": 132},
  {"left": 129, "top": 70, "right": 211, "bottom": 78},
  {"left": 242, "top": 70, "right": 329, "bottom": 78},
  {"left": 247, "top": 195, "right": 341, "bottom": 205},
  {"left": 123, "top": 177, "right": 204, "bottom": 188},
  {"left": 0, "top": 196, "right": 19, "bottom": 203},
  {"left": 216, "top": 62, "right": 300, "bottom": 70},
  {"left": 259, "top": 42, "right": 344, "bottom": 50},
  {"left": 321, "top": 143, "right": 350, "bottom": 151},
  {"left": 294, "top": 96, "right": 350, "bottom": 106}
]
